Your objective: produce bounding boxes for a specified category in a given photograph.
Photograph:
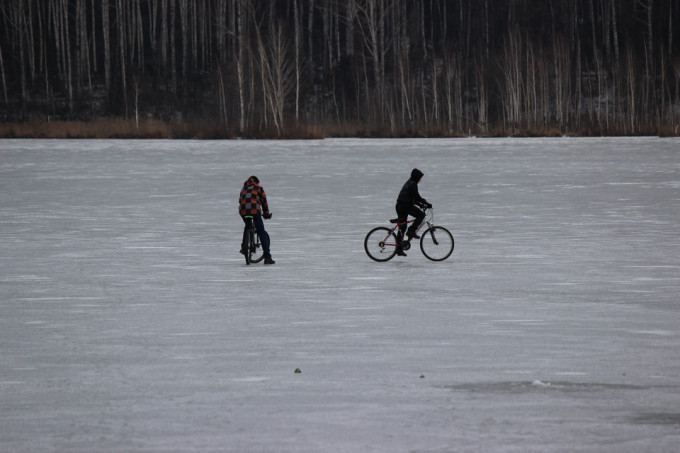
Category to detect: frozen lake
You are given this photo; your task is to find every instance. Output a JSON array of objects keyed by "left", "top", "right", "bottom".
[{"left": 1, "top": 137, "right": 679, "bottom": 452}]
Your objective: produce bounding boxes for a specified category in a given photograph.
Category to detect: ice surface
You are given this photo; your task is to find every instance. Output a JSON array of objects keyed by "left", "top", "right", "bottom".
[{"left": 1, "top": 137, "right": 679, "bottom": 452}]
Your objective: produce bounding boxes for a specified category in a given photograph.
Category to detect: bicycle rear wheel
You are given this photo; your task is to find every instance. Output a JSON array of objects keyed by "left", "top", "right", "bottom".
[
  {"left": 364, "top": 227, "right": 399, "bottom": 262},
  {"left": 249, "top": 230, "right": 269, "bottom": 264},
  {"left": 244, "top": 229, "right": 253, "bottom": 265},
  {"left": 420, "top": 226, "right": 454, "bottom": 261}
]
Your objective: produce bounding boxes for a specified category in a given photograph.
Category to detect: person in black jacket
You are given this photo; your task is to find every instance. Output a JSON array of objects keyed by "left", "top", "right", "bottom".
[{"left": 395, "top": 168, "right": 432, "bottom": 256}]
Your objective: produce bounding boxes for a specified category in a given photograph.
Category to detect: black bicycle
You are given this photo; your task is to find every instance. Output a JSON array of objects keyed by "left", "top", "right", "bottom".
[
  {"left": 364, "top": 207, "right": 454, "bottom": 262},
  {"left": 243, "top": 215, "right": 269, "bottom": 265}
]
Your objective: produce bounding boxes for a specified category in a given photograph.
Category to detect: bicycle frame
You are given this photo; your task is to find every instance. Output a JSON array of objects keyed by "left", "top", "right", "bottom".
[{"left": 382, "top": 208, "right": 435, "bottom": 247}]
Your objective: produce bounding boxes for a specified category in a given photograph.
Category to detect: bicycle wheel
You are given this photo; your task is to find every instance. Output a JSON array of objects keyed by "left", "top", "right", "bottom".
[
  {"left": 249, "top": 230, "right": 269, "bottom": 264},
  {"left": 364, "top": 227, "right": 399, "bottom": 262},
  {"left": 420, "top": 226, "right": 454, "bottom": 261},
  {"left": 244, "top": 229, "right": 253, "bottom": 265}
]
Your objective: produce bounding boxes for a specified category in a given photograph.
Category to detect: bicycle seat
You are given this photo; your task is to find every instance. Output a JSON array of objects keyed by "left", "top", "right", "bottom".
[{"left": 390, "top": 218, "right": 403, "bottom": 224}]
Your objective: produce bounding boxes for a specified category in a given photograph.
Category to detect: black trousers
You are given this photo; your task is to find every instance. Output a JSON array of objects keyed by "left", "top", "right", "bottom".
[{"left": 395, "top": 203, "right": 425, "bottom": 240}]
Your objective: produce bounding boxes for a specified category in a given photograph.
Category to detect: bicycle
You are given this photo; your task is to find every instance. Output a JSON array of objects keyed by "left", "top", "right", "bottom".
[
  {"left": 242, "top": 215, "right": 270, "bottom": 265},
  {"left": 364, "top": 207, "right": 454, "bottom": 262}
]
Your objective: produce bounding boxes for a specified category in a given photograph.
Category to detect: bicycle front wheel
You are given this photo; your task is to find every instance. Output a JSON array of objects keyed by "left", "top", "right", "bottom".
[
  {"left": 249, "top": 231, "right": 269, "bottom": 264},
  {"left": 420, "top": 226, "right": 454, "bottom": 261},
  {"left": 364, "top": 227, "right": 399, "bottom": 262}
]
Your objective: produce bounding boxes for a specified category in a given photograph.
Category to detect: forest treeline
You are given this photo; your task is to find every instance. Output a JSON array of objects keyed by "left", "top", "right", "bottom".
[{"left": 1, "top": 0, "right": 679, "bottom": 138}]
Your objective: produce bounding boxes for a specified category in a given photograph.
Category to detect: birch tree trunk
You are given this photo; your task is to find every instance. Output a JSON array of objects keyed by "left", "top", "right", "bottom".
[
  {"left": 56, "top": 0, "right": 73, "bottom": 112},
  {"left": 102, "top": 0, "right": 111, "bottom": 90},
  {"left": 161, "top": 0, "right": 168, "bottom": 68},
  {"left": 476, "top": 58, "right": 487, "bottom": 134},
  {"left": 308, "top": 0, "right": 315, "bottom": 79},
  {"left": 237, "top": 0, "right": 246, "bottom": 133},
  {"left": 0, "top": 45, "right": 7, "bottom": 104},
  {"left": 646, "top": 0, "right": 653, "bottom": 58},
  {"left": 117, "top": 0, "right": 127, "bottom": 114},
  {"left": 170, "top": 0, "right": 177, "bottom": 93},
  {"left": 611, "top": 0, "right": 620, "bottom": 63},
  {"left": 668, "top": 0, "right": 673, "bottom": 57},
  {"left": 346, "top": 0, "right": 355, "bottom": 56},
  {"left": 12, "top": 1, "right": 28, "bottom": 105},
  {"left": 178, "top": 0, "right": 188, "bottom": 83},
  {"left": 293, "top": 0, "right": 301, "bottom": 121},
  {"left": 500, "top": 31, "right": 523, "bottom": 133},
  {"left": 356, "top": 0, "right": 386, "bottom": 124}
]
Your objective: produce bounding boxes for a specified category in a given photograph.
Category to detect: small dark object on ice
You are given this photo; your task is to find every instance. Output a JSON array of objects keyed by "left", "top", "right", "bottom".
[{"left": 295, "top": 368, "right": 301, "bottom": 374}]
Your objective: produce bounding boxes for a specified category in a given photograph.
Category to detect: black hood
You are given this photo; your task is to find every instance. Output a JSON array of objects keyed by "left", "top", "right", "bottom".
[
  {"left": 410, "top": 168, "right": 424, "bottom": 181},
  {"left": 244, "top": 175, "right": 260, "bottom": 187}
]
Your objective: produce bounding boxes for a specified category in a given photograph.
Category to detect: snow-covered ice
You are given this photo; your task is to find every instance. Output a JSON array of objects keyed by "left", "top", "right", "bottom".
[{"left": 1, "top": 137, "right": 679, "bottom": 452}]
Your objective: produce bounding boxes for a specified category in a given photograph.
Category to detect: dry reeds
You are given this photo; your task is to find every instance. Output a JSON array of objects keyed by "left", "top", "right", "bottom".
[
  {"left": 0, "top": 118, "right": 173, "bottom": 139},
  {"left": 0, "top": 118, "right": 326, "bottom": 139},
  {"left": 0, "top": 117, "right": 676, "bottom": 139}
]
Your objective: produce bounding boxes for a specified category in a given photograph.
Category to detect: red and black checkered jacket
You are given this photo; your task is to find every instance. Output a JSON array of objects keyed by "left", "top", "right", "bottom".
[{"left": 239, "top": 177, "right": 270, "bottom": 217}]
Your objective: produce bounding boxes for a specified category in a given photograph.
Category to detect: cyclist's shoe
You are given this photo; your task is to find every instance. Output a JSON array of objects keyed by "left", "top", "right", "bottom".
[
  {"left": 407, "top": 233, "right": 420, "bottom": 240},
  {"left": 264, "top": 256, "right": 275, "bottom": 265},
  {"left": 396, "top": 247, "right": 407, "bottom": 257},
  {"left": 239, "top": 246, "right": 247, "bottom": 255}
]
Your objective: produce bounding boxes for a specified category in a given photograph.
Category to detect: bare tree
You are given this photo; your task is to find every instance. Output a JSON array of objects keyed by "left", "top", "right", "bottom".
[
  {"left": 160, "top": 0, "right": 168, "bottom": 68},
  {"left": 293, "top": 0, "right": 302, "bottom": 121},
  {"left": 625, "top": 48, "right": 637, "bottom": 133},
  {"left": 355, "top": 0, "right": 388, "bottom": 124},
  {"left": 4, "top": 1, "right": 27, "bottom": 105},
  {"left": 117, "top": 0, "right": 127, "bottom": 114},
  {"left": 257, "top": 21, "right": 295, "bottom": 134},
  {"left": 475, "top": 58, "right": 487, "bottom": 134},
  {"left": 431, "top": 58, "right": 439, "bottom": 127},
  {"left": 178, "top": 0, "right": 189, "bottom": 84},
  {"left": 236, "top": 0, "right": 246, "bottom": 132},
  {"left": 170, "top": 0, "right": 177, "bottom": 92},
  {"left": 553, "top": 38, "right": 571, "bottom": 132},
  {"left": 638, "top": 0, "right": 654, "bottom": 58},
  {"left": 611, "top": 0, "right": 620, "bottom": 63},
  {"left": 0, "top": 40, "right": 7, "bottom": 105},
  {"left": 443, "top": 52, "right": 461, "bottom": 133},
  {"left": 102, "top": 0, "right": 111, "bottom": 90},
  {"left": 345, "top": 0, "right": 355, "bottom": 56},
  {"left": 307, "top": 0, "right": 315, "bottom": 79},
  {"left": 499, "top": 30, "right": 523, "bottom": 133}
]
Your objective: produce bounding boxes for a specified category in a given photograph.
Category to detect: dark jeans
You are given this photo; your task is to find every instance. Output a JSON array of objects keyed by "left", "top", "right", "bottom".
[
  {"left": 395, "top": 203, "right": 425, "bottom": 240},
  {"left": 241, "top": 214, "right": 271, "bottom": 257}
]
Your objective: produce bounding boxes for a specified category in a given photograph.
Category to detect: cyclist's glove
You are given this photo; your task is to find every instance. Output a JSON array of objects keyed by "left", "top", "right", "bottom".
[
  {"left": 426, "top": 202, "right": 433, "bottom": 209},
  {"left": 263, "top": 213, "right": 272, "bottom": 220}
]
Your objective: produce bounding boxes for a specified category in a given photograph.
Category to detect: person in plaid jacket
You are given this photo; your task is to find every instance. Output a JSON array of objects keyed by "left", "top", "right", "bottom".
[{"left": 239, "top": 176, "right": 274, "bottom": 264}]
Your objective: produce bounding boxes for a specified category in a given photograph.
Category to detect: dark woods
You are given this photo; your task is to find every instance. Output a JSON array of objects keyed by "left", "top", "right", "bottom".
[{"left": 1, "top": 0, "right": 679, "bottom": 138}]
